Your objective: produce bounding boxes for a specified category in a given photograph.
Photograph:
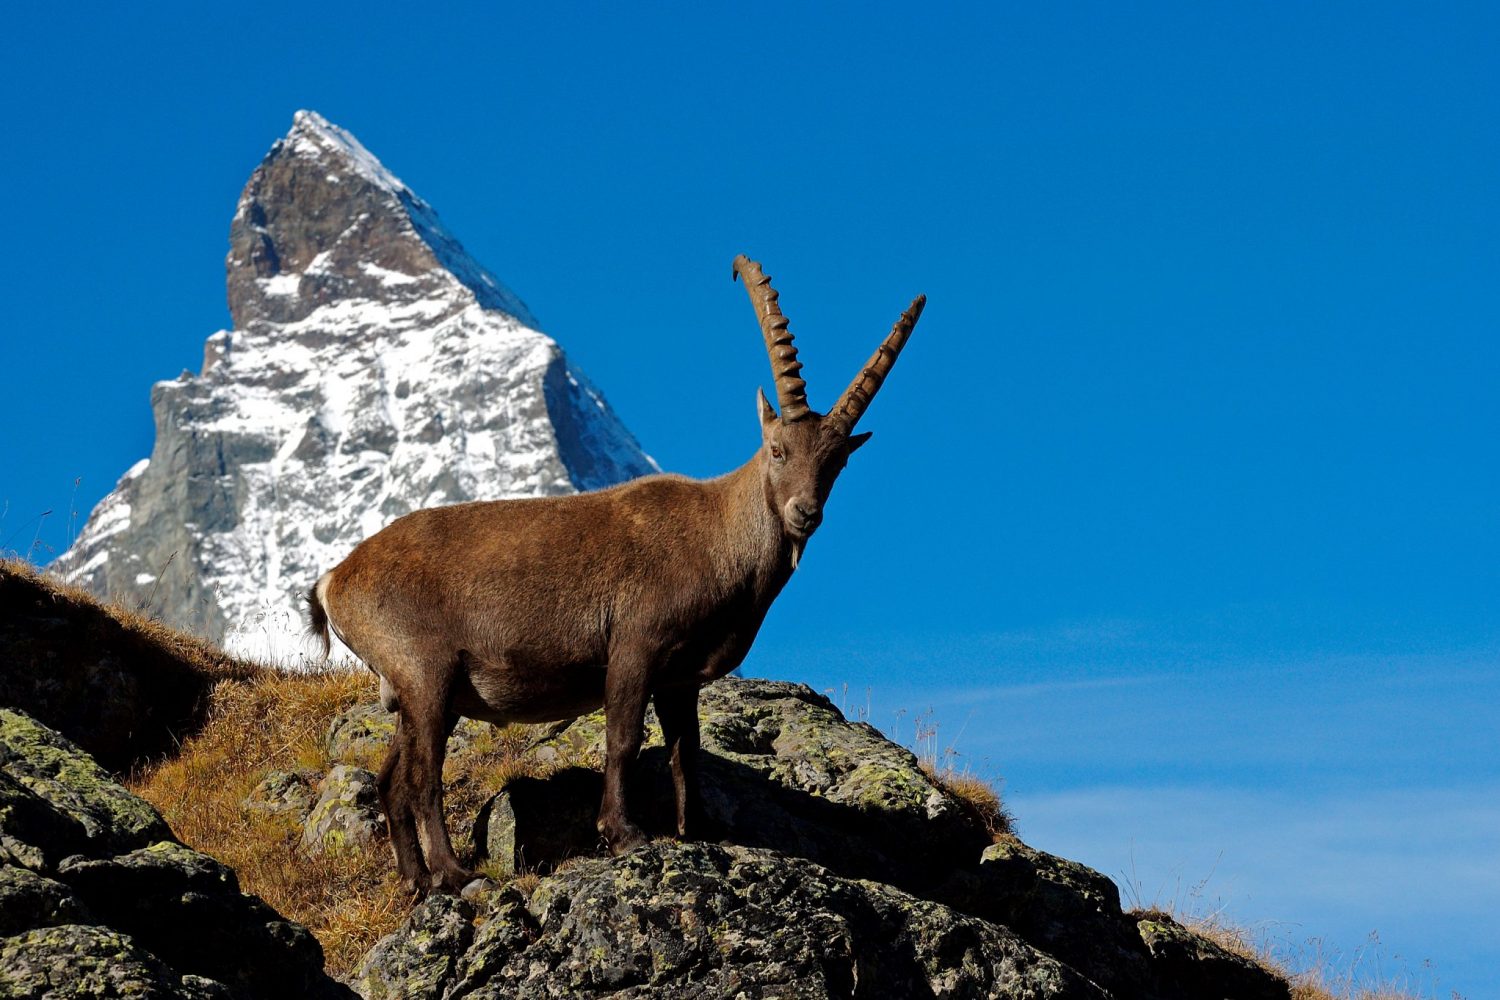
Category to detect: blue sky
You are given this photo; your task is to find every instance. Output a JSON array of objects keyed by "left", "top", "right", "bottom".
[{"left": 2, "top": 3, "right": 1495, "bottom": 992}]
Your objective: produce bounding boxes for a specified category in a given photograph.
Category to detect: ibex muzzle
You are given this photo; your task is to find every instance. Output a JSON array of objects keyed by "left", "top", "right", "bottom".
[{"left": 307, "top": 256, "right": 924, "bottom": 895}]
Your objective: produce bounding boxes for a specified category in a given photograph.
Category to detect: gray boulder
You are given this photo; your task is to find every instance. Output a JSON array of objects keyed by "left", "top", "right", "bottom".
[
  {"left": 940, "top": 838, "right": 1157, "bottom": 995},
  {"left": 327, "top": 703, "right": 398, "bottom": 765},
  {"left": 471, "top": 768, "right": 604, "bottom": 876},
  {"left": 0, "top": 924, "right": 232, "bottom": 999},
  {"left": 302, "top": 764, "right": 383, "bottom": 855},
  {"left": 474, "top": 679, "right": 991, "bottom": 891},
  {"left": 1136, "top": 913, "right": 1290, "bottom": 1000},
  {"left": 242, "top": 769, "right": 316, "bottom": 820},
  {"left": 444, "top": 677, "right": 1289, "bottom": 1000},
  {"left": 0, "top": 707, "right": 353, "bottom": 1000},
  {"left": 0, "top": 707, "right": 172, "bottom": 863},
  {"left": 354, "top": 842, "right": 1104, "bottom": 1000},
  {"left": 353, "top": 893, "right": 477, "bottom": 1000},
  {"left": 326, "top": 701, "right": 494, "bottom": 768},
  {"left": 0, "top": 866, "right": 91, "bottom": 937}
]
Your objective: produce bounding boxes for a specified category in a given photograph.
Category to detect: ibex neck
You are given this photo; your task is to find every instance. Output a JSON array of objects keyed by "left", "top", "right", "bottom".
[{"left": 715, "top": 453, "right": 795, "bottom": 589}]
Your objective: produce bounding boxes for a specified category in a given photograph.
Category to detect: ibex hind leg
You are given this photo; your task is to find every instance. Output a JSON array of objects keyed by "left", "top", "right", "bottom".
[
  {"left": 376, "top": 724, "right": 427, "bottom": 896},
  {"left": 395, "top": 660, "right": 474, "bottom": 895}
]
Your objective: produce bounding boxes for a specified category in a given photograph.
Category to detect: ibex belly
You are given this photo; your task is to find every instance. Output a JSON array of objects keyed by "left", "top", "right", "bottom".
[{"left": 452, "top": 651, "right": 607, "bottom": 725}]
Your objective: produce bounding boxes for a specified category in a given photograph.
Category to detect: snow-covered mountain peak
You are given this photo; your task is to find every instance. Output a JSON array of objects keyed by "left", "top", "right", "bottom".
[
  {"left": 285, "top": 109, "right": 410, "bottom": 196},
  {"left": 54, "top": 113, "right": 656, "bottom": 663},
  {"left": 228, "top": 110, "right": 538, "bottom": 331}
]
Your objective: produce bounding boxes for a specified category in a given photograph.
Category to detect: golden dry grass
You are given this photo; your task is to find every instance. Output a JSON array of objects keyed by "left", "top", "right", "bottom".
[
  {"left": 1, "top": 554, "right": 546, "bottom": 970},
  {"left": 126, "top": 668, "right": 556, "bottom": 975},
  {"left": 0, "top": 557, "right": 257, "bottom": 681},
  {"left": 127, "top": 671, "right": 404, "bottom": 973},
  {"left": 918, "top": 760, "right": 1015, "bottom": 839},
  {"left": 1132, "top": 907, "right": 1433, "bottom": 1000}
]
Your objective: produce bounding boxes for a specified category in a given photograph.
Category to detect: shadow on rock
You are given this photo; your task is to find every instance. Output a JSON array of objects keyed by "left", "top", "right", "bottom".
[
  {"left": 460, "top": 677, "right": 1288, "bottom": 1000},
  {"left": 0, "top": 707, "right": 353, "bottom": 1000}
]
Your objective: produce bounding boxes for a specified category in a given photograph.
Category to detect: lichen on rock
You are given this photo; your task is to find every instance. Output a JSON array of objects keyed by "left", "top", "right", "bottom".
[
  {"left": 0, "top": 707, "right": 354, "bottom": 1000},
  {"left": 1136, "top": 913, "right": 1290, "bottom": 1000},
  {"left": 0, "top": 707, "right": 173, "bottom": 860},
  {"left": 351, "top": 893, "right": 478, "bottom": 1000},
  {"left": 359, "top": 841, "right": 1103, "bottom": 1000},
  {"left": 0, "top": 924, "right": 232, "bottom": 1000},
  {"left": 242, "top": 768, "right": 317, "bottom": 819},
  {"left": 0, "top": 865, "right": 91, "bottom": 937},
  {"left": 302, "top": 764, "right": 383, "bottom": 856},
  {"left": 502, "top": 678, "right": 992, "bottom": 894}
]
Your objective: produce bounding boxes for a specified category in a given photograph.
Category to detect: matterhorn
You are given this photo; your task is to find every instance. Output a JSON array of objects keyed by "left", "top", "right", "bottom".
[{"left": 53, "top": 111, "right": 657, "bottom": 662}]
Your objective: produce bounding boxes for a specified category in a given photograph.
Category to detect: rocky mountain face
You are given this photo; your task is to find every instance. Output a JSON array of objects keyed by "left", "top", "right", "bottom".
[{"left": 52, "top": 111, "right": 656, "bottom": 661}]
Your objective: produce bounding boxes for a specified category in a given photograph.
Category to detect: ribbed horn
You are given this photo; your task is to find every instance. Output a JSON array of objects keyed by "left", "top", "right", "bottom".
[
  {"left": 732, "top": 255, "right": 811, "bottom": 422},
  {"left": 829, "top": 294, "right": 926, "bottom": 431}
]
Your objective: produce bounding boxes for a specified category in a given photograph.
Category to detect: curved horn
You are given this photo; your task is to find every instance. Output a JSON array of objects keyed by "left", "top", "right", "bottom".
[
  {"left": 829, "top": 294, "right": 926, "bottom": 431},
  {"left": 732, "top": 255, "right": 811, "bottom": 422}
]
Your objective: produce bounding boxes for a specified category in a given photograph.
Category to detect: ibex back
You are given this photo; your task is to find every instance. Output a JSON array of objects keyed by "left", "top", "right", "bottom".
[{"left": 307, "top": 255, "right": 924, "bottom": 895}]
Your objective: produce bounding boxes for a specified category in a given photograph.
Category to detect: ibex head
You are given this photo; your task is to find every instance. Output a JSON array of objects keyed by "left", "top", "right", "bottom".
[{"left": 733, "top": 255, "right": 925, "bottom": 544}]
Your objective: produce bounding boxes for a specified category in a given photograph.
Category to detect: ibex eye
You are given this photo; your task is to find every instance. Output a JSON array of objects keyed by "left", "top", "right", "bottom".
[{"left": 770, "top": 445, "right": 785, "bottom": 462}]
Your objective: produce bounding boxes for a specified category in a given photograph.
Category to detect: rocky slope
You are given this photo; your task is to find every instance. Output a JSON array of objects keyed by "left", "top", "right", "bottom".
[
  {"left": 52, "top": 111, "right": 656, "bottom": 661},
  {"left": 0, "top": 559, "right": 256, "bottom": 773},
  {"left": 0, "top": 708, "right": 352, "bottom": 1000},
  {"left": 0, "top": 564, "right": 1295, "bottom": 998},
  {"left": 275, "top": 679, "right": 1287, "bottom": 999}
]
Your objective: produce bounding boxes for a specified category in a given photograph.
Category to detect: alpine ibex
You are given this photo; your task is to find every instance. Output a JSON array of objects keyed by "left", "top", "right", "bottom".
[{"left": 306, "top": 256, "right": 924, "bottom": 894}]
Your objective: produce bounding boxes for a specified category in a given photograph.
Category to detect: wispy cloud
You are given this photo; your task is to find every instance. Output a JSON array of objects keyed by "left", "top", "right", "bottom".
[
  {"left": 1015, "top": 782, "right": 1500, "bottom": 993},
  {"left": 918, "top": 672, "right": 1177, "bottom": 704}
]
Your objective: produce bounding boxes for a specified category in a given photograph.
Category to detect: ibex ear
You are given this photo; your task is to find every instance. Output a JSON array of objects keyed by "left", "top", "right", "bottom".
[
  {"left": 846, "top": 431, "right": 873, "bottom": 455},
  {"left": 756, "top": 387, "right": 778, "bottom": 428}
]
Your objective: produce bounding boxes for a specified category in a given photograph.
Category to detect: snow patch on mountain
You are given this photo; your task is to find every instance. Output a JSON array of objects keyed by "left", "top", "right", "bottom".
[{"left": 54, "top": 111, "right": 657, "bottom": 664}]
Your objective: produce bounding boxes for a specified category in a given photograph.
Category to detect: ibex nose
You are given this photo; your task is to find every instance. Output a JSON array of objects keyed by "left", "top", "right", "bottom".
[{"left": 788, "top": 499, "right": 822, "bottom": 533}]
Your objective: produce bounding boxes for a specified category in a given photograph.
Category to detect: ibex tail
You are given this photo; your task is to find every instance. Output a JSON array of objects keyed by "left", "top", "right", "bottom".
[{"left": 305, "top": 574, "right": 332, "bottom": 661}]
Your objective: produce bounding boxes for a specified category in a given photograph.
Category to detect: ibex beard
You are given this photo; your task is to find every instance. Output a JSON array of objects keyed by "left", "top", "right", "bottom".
[{"left": 306, "top": 255, "right": 924, "bottom": 896}]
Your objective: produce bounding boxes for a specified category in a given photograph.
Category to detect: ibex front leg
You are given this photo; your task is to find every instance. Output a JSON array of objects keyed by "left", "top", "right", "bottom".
[
  {"left": 654, "top": 686, "right": 704, "bottom": 839},
  {"left": 598, "top": 644, "right": 652, "bottom": 854}
]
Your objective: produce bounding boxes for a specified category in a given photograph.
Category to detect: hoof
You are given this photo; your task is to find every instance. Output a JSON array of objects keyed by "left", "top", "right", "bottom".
[
  {"left": 460, "top": 877, "right": 498, "bottom": 901},
  {"left": 429, "top": 867, "right": 479, "bottom": 896},
  {"left": 676, "top": 806, "right": 710, "bottom": 841},
  {"left": 603, "top": 824, "right": 649, "bottom": 856}
]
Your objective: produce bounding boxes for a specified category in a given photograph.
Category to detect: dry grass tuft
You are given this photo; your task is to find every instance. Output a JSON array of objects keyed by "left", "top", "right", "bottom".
[
  {"left": 127, "top": 669, "right": 556, "bottom": 976},
  {"left": 897, "top": 705, "right": 1013, "bottom": 839},
  {"left": 0, "top": 563, "right": 581, "bottom": 975},
  {"left": 128, "top": 671, "right": 403, "bottom": 974},
  {"left": 919, "top": 760, "right": 1014, "bottom": 838},
  {"left": 1132, "top": 906, "right": 1440, "bottom": 1000}
]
